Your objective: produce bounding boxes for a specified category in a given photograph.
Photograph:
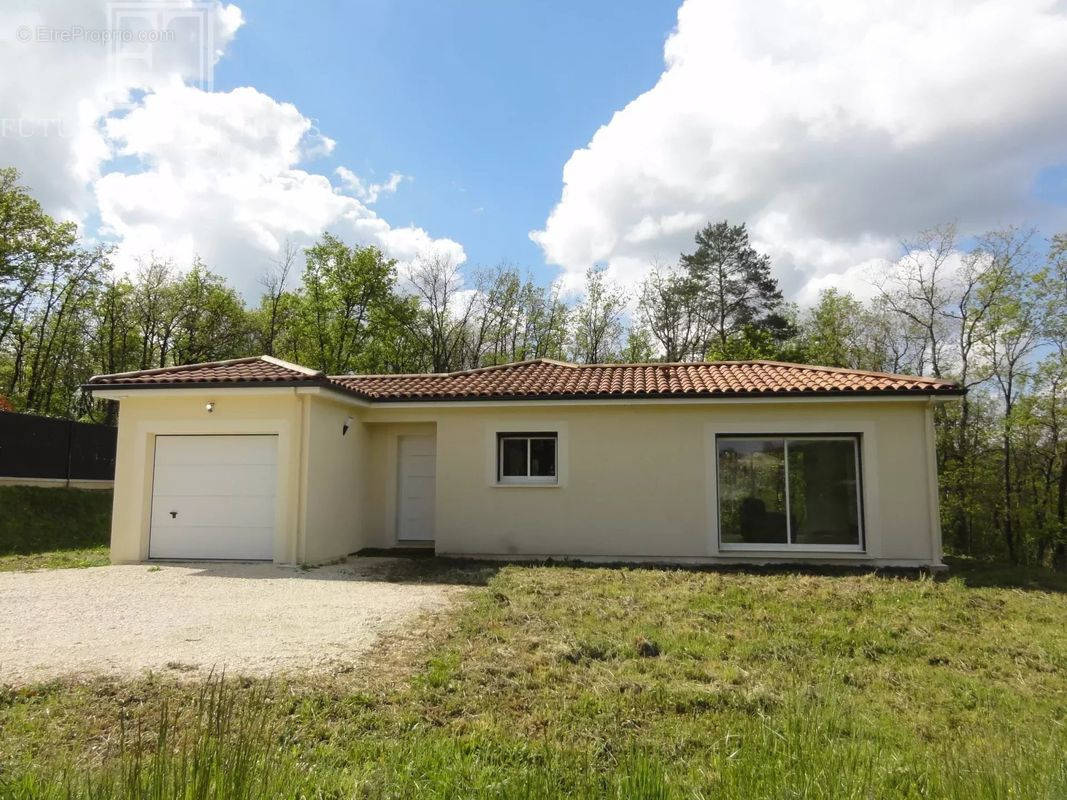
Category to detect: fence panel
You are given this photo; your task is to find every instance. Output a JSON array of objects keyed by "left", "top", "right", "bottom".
[{"left": 0, "top": 412, "right": 116, "bottom": 481}]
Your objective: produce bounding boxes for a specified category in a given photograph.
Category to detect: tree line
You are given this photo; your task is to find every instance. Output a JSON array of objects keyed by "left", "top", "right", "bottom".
[{"left": 1, "top": 167, "right": 1064, "bottom": 567}]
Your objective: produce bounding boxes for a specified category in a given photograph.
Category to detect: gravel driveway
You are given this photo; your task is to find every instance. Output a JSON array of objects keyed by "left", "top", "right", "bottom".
[{"left": 0, "top": 558, "right": 462, "bottom": 685}]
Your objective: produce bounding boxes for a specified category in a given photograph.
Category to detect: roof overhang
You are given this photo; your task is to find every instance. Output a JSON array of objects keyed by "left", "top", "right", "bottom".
[{"left": 84, "top": 380, "right": 372, "bottom": 405}]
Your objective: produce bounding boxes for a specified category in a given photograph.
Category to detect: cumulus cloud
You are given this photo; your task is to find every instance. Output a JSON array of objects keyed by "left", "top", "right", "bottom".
[
  {"left": 334, "top": 166, "right": 409, "bottom": 205},
  {"left": 1, "top": 0, "right": 243, "bottom": 221},
  {"left": 532, "top": 0, "right": 1067, "bottom": 303},
  {"left": 1, "top": 0, "right": 463, "bottom": 299}
]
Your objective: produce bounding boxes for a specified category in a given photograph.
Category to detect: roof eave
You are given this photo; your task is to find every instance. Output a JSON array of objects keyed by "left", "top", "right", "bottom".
[{"left": 83, "top": 378, "right": 373, "bottom": 402}]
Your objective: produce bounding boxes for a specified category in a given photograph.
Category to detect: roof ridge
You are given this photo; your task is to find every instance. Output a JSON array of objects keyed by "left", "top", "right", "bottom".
[
  {"left": 333, "top": 358, "right": 575, "bottom": 381},
  {"left": 260, "top": 355, "right": 324, "bottom": 377},
  {"left": 88, "top": 355, "right": 264, "bottom": 382},
  {"left": 748, "top": 359, "right": 951, "bottom": 385}
]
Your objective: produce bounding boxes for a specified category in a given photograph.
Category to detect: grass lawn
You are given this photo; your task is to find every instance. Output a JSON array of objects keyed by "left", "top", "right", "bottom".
[
  {"left": 0, "top": 486, "right": 111, "bottom": 571},
  {"left": 1, "top": 558, "right": 1065, "bottom": 798}
]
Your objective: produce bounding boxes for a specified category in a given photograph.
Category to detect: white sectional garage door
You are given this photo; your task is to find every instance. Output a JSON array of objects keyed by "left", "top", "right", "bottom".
[{"left": 149, "top": 435, "right": 277, "bottom": 560}]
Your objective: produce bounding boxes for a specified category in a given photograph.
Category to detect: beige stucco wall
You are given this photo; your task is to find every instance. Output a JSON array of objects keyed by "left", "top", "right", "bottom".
[
  {"left": 301, "top": 395, "right": 366, "bottom": 562},
  {"left": 363, "top": 398, "right": 944, "bottom": 566},
  {"left": 104, "top": 388, "right": 304, "bottom": 564},
  {"left": 102, "top": 385, "right": 945, "bottom": 567},
  {"left": 360, "top": 421, "right": 437, "bottom": 549}
]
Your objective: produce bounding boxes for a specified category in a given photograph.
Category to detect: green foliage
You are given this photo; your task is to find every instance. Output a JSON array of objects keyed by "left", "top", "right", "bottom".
[
  {"left": 1, "top": 166, "right": 1065, "bottom": 569},
  {"left": 0, "top": 486, "right": 111, "bottom": 570},
  {"left": 571, "top": 265, "right": 626, "bottom": 363}
]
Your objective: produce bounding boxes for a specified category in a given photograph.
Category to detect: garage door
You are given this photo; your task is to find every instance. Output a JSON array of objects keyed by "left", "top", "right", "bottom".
[{"left": 149, "top": 435, "right": 277, "bottom": 560}]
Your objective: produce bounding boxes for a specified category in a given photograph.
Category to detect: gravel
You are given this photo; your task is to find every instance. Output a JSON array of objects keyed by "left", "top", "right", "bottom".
[{"left": 0, "top": 558, "right": 462, "bottom": 684}]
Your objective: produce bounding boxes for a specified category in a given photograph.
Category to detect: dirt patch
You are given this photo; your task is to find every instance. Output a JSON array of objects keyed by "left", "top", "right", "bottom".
[{"left": 0, "top": 558, "right": 464, "bottom": 685}]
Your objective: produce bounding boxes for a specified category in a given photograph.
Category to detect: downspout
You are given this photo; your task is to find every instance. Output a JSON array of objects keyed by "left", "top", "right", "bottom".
[
  {"left": 295, "top": 390, "right": 311, "bottom": 565},
  {"left": 924, "top": 398, "right": 944, "bottom": 567}
]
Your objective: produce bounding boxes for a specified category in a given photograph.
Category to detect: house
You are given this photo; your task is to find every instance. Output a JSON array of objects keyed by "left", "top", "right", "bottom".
[{"left": 85, "top": 355, "right": 963, "bottom": 568}]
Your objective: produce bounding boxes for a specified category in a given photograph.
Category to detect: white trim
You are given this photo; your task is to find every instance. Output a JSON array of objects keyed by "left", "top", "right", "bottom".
[
  {"left": 497, "top": 434, "right": 558, "bottom": 485},
  {"left": 924, "top": 401, "right": 945, "bottom": 565},
  {"left": 720, "top": 543, "right": 865, "bottom": 553},
  {"left": 129, "top": 415, "right": 295, "bottom": 564},
  {"left": 259, "top": 355, "right": 323, "bottom": 376},
  {"left": 368, "top": 394, "right": 949, "bottom": 411},
  {"left": 714, "top": 434, "right": 865, "bottom": 551},
  {"left": 295, "top": 392, "right": 311, "bottom": 564},
  {"left": 485, "top": 420, "right": 569, "bottom": 488},
  {"left": 705, "top": 419, "right": 880, "bottom": 559},
  {"left": 90, "top": 387, "right": 316, "bottom": 401},
  {"left": 94, "top": 385, "right": 957, "bottom": 410}
]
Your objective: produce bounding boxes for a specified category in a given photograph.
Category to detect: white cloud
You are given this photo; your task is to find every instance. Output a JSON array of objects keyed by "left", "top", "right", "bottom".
[
  {"left": 532, "top": 0, "right": 1067, "bottom": 302},
  {"left": 1, "top": 0, "right": 243, "bottom": 222},
  {"left": 334, "top": 166, "right": 408, "bottom": 204},
  {"left": 1, "top": 0, "right": 463, "bottom": 300}
]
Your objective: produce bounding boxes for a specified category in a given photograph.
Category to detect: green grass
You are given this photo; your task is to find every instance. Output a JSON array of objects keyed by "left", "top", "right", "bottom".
[
  {"left": 0, "top": 485, "right": 111, "bottom": 571},
  {"left": 1, "top": 560, "right": 1065, "bottom": 798}
]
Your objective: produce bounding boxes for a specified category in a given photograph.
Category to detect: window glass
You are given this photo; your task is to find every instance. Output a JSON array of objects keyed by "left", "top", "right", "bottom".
[
  {"left": 498, "top": 433, "right": 558, "bottom": 482},
  {"left": 787, "top": 439, "right": 860, "bottom": 546},
  {"left": 717, "top": 438, "right": 788, "bottom": 544},
  {"left": 500, "top": 438, "right": 528, "bottom": 477},
  {"left": 529, "top": 438, "right": 556, "bottom": 477}
]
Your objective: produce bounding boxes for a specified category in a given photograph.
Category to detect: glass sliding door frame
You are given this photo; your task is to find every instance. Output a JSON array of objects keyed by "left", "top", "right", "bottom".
[{"left": 716, "top": 433, "right": 865, "bottom": 553}]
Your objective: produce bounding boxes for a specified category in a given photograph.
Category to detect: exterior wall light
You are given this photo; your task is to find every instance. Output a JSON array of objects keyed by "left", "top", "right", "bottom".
[
  {"left": 205, "top": 401, "right": 215, "bottom": 413},
  {"left": 343, "top": 416, "right": 352, "bottom": 436}
]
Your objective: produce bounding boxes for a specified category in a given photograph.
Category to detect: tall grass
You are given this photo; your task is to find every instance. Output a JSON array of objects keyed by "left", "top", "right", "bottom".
[
  {"left": 6, "top": 679, "right": 1062, "bottom": 800},
  {"left": 0, "top": 676, "right": 294, "bottom": 800}
]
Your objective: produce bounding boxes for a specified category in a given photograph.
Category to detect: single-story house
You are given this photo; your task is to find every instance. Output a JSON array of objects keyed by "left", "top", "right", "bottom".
[{"left": 85, "top": 356, "right": 962, "bottom": 568}]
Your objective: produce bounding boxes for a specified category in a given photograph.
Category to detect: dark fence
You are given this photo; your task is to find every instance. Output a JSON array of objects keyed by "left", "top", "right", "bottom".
[{"left": 0, "top": 412, "right": 116, "bottom": 481}]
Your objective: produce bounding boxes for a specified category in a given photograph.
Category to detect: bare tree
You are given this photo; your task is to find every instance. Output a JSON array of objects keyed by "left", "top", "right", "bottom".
[
  {"left": 258, "top": 240, "right": 297, "bottom": 356},
  {"left": 571, "top": 266, "right": 625, "bottom": 364},
  {"left": 877, "top": 224, "right": 958, "bottom": 378},
  {"left": 407, "top": 253, "right": 479, "bottom": 372}
]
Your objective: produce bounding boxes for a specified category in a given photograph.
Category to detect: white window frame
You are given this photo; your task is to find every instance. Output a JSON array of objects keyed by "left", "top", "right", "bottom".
[
  {"left": 497, "top": 433, "right": 558, "bottom": 485},
  {"left": 716, "top": 434, "right": 865, "bottom": 553}
]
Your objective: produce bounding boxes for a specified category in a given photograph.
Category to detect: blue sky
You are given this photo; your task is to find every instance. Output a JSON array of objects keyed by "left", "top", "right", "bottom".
[
  {"left": 217, "top": 1, "right": 678, "bottom": 283},
  {"left": 4, "top": 0, "right": 1067, "bottom": 303}
]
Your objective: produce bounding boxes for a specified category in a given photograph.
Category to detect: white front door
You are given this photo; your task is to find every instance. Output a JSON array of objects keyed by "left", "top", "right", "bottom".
[
  {"left": 149, "top": 434, "right": 277, "bottom": 560},
  {"left": 397, "top": 435, "right": 436, "bottom": 542}
]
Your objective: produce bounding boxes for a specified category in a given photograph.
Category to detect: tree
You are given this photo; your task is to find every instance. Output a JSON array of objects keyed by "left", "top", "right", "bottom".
[
  {"left": 978, "top": 262, "right": 1042, "bottom": 562},
  {"left": 256, "top": 240, "right": 297, "bottom": 357},
  {"left": 876, "top": 224, "right": 958, "bottom": 378},
  {"left": 0, "top": 168, "right": 81, "bottom": 353},
  {"left": 621, "top": 325, "right": 655, "bottom": 363},
  {"left": 407, "top": 253, "right": 479, "bottom": 372},
  {"left": 801, "top": 289, "right": 866, "bottom": 368},
  {"left": 681, "top": 221, "right": 789, "bottom": 357},
  {"left": 638, "top": 266, "right": 704, "bottom": 361},
  {"left": 571, "top": 266, "right": 625, "bottom": 364},
  {"left": 291, "top": 234, "right": 408, "bottom": 374}
]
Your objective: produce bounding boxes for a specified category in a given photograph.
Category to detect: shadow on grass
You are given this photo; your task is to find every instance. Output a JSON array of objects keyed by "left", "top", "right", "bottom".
[
  {"left": 0, "top": 486, "right": 111, "bottom": 557},
  {"left": 942, "top": 554, "right": 1067, "bottom": 593},
  {"left": 355, "top": 551, "right": 1067, "bottom": 593}
]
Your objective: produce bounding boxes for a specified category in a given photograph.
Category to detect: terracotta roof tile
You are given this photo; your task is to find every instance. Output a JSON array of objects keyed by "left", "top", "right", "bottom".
[
  {"left": 87, "top": 356, "right": 963, "bottom": 400},
  {"left": 331, "top": 358, "right": 961, "bottom": 400},
  {"left": 86, "top": 356, "right": 323, "bottom": 386}
]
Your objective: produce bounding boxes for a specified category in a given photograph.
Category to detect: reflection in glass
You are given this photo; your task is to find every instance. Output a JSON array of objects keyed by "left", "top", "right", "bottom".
[{"left": 717, "top": 439, "right": 788, "bottom": 544}]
